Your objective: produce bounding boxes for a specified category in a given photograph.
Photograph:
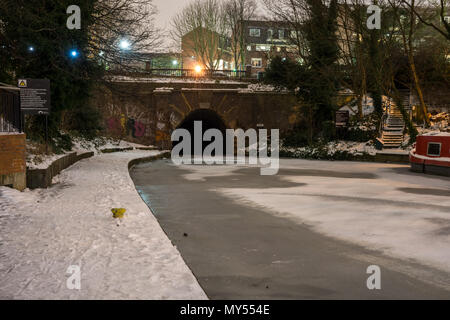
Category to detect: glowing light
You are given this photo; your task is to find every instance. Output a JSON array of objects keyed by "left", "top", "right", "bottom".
[
  {"left": 194, "top": 65, "right": 202, "bottom": 73},
  {"left": 70, "top": 50, "right": 79, "bottom": 58},
  {"left": 119, "top": 39, "right": 130, "bottom": 50},
  {"left": 172, "top": 60, "right": 178, "bottom": 66},
  {"left": 28, "top": 46, "right": 35, "bottom": 52}
]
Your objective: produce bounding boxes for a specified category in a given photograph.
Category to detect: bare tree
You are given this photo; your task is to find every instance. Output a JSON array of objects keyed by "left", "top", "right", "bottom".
[
  {"left": 224, "top": 0, "right": 257, "bottom": 71},
  {"left": 263, "top": 0, "right": 310, "bottom": 60},
  {"left": 400, "top": 0, "right": 450, "bottom": 40},
  {"left": 337, "top": 0, "right": 369, "bottom": 119},
  {"left": 89, "top": 0, "right": 162, "bottom": 71},
  {"left": 171, "top": 0, "right": 229, "bottom": 71},
  {"left": 388, "top": 0, "right": 431, "bottom": 125}
]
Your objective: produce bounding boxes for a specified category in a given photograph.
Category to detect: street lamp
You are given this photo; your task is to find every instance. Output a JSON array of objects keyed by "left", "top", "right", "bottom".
[
  {"left": 195, "top": 65, "right": 202, "bottom": 74},
  {"left": 70, "top": 49, "right": 79, "bottom": 58},
  {"left": 28, "top": 46, "right": 35, "bottom": 52},
  {"left": 172, "top": 60, "right": 178, "bottom": 66},
  {"left": 119, "top": 39, "right": 131, "bottom": 50}
]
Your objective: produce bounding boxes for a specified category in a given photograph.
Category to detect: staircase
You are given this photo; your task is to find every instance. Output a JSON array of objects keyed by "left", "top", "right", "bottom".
[
  {"left": 381, "top": 104, "right": 405, "bottom": 148},
  {"left": 376, "top": 90, "right": 413, "bottom": 149}
]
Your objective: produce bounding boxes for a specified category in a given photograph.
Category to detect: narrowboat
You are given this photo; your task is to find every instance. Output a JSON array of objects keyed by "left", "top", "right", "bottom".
[{"left": 409, "top": 133, "right": 450, "bottom": 177}]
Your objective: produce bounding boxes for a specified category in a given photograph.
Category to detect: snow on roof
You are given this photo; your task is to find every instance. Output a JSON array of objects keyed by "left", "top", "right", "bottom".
[
  {"left": 421, "top": 132, "right": 450, "bottom": 137},
  {"left": 0, "top": 131, "right": 23, "bottom": 135},
  {"left": 339, "top": 94, "right": 374, "bottom": 116}
]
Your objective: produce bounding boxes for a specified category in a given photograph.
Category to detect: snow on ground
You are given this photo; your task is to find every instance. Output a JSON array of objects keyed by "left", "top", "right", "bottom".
[
  {"left": 70, "top": 136, "right": 154, "bottom": 153},
  {"left": 282, "top": 140, "right": 379, "bottom": 157},
  {"left": 323, "top": 140, "right": 378, "bottom": 156},
  {"left": 0, "top": 150, "right": 207, "bottom": 299},
  {"left": 339, "top": 94, "right": 375, "bottom": 116},
  {"left": 26, "top": 137, "right": 155, "bottom": 169},
  {"left": 26, "top": 152, "right": 68, "bottom": 170},
  {"left": 238, "top": 83, "right": 278, "bottom": 93},
  {"left": 181, "top": 159, "right": 450, "bottom": 273}
]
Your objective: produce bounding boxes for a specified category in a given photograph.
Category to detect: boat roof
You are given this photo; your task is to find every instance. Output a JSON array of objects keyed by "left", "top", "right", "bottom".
[{"left": 421, "top": 132, "right": 450, "bottom": 137}]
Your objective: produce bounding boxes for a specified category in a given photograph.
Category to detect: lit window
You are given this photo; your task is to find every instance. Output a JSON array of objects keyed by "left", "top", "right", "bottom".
[
  {"left": 444, "top": 16, "right": 450, "bottom": 24},
  {"left": 247, "top": 45, "right": 252, "bottom": 51},
  {"left": 290, "top": 30, "right": 297, "bottom": 38},
  {"left": 427, "top": 143, "right": 441, "bottom": 156},
  {"left": 279, "top": 29, "right": 285, "bottom": 39},
  {"left": 249, "top": 28, "right": 260, "bottom": 37},
  {"left": 251, "top": 58, "right": 262, "bottom": 68},
  {"left": 256, "top": 45, "right": 270, "bottom": 52},
  {"left": 276, "top": 46, "right": 281, "bottom": 52}
]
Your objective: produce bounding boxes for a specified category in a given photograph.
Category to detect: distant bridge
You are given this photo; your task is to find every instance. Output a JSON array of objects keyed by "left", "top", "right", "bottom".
[{"left": 93, "top": 80, "right": 298, "bottom": 148}]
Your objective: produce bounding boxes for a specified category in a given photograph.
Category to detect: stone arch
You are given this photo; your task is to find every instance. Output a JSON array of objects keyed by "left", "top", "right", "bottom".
[{"left": 173, "top": 108, "right": 227, "bottom": 155}]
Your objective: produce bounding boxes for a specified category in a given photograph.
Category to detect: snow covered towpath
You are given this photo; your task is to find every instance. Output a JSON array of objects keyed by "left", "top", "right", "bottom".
[{"left": 0, "top": 150, "right": 207, "bottom": 300}]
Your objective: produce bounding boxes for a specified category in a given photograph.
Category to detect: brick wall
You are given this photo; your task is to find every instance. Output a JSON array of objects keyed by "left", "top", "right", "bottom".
[{"left": 0, "top": 133, "right": 26, "bottom": 190}]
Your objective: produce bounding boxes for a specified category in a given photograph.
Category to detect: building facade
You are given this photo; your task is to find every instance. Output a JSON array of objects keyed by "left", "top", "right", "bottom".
[{"left": 239, "top": 20, "right": 298, "bottom": 76}]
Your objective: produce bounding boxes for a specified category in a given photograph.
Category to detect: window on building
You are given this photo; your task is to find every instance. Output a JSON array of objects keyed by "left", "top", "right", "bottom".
[
  {"left": 276, "top": 46, "right": 281, "bottom": 52},
  {"left": 444, "top": 16, "right": 450, "bottom": 24},
  {"left": 247, "top": 45, "right": 252, "bottom": 51},
  {"left": 290, "top": 30, "right": 297, "bottom": 39},
  {"left": 256, "top": 45, "right": 270, "bottom": 52},
  {"left": 267, "top": 28, "right": 273, "bottom": 39},
  {"left": 427, "top": 143, "right": 441, "bottom": 156},
  {"left": 251, "top": 58, "right": 262, "bottom": 68},
  {"left": 279, "top": 29, "right": 285, "bottom": 39},
  {"left": 249, "top": 28, "right": 260, "bottom": 37}
]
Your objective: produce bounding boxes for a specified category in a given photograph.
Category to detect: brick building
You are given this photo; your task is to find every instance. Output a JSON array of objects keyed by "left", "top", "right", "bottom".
[{"left": 239, "top": 20, "right": 298, "bottom": 76}]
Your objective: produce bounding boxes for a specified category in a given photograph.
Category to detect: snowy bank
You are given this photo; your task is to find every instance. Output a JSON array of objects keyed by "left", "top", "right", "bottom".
[
  {"left": 26, "top": 137, "right": 156, "bottom": 170},
  {"left": 0, "top": 150, "right": 207, "bottom": 299}
]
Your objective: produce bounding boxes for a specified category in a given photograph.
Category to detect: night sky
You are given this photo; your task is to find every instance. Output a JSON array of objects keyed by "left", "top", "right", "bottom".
[{"left": 153, "top": 0, "right": 266, "bottom": 34}]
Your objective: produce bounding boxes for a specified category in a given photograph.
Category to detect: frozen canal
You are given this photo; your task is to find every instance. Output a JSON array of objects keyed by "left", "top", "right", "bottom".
[{"left": 130, "top": 159, "right": 450, "bottom": 299}]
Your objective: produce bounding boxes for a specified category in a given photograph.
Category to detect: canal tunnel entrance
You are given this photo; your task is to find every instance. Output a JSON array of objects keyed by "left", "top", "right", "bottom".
[{"left": 173, "top": 109, "right": 227, "bottom": 156}]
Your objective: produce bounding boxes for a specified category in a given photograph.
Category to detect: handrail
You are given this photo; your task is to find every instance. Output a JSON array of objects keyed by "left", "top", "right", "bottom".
[{"left": 108, "top": 68, "right": 252, "bottom": 79}]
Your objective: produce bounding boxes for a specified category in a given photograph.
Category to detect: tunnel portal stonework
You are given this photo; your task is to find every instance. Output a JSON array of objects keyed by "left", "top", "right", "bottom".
[{"left": 93, "top": 82, "right": 300, "bottom": 149}]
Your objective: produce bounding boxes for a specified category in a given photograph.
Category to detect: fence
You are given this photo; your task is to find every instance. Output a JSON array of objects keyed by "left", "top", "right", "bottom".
[
  {"left": 0, "top": 85, "right": 22, "bottom": 133},
  {"left": 149, "top": 68, "right": 248, "bottom": 79},
  {"left": 110, "top": 68, "right": 251, "bottom": 80}
]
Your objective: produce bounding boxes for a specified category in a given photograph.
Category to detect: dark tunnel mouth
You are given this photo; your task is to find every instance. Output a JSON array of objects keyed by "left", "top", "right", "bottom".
[{"left": 172, "top": 109, "right": 227, "bottom": 155}]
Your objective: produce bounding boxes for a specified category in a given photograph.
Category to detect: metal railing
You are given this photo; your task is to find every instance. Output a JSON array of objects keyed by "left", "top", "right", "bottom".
[
  {"left": 110, "top": 68, "right": 251, "bottom": 80},
  {"left": 0, "top": 85, "right": 22, "bottom": 133}
]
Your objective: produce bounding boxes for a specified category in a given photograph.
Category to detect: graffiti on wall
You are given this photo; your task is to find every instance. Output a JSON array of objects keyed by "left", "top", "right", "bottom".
[
  {"left": 104, "top": 102, "right": 150, "bottom": 139},
  {"left": 107, "top": 114, "right": 146, "bottom": 138}
]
